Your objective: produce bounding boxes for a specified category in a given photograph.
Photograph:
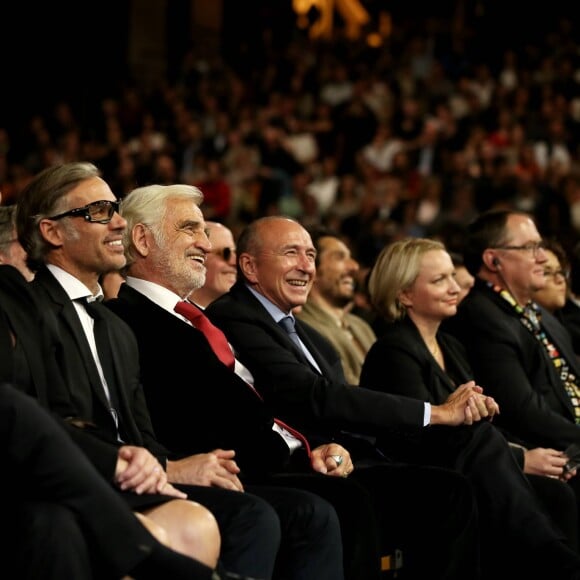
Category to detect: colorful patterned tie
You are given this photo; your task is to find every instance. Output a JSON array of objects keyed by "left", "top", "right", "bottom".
[{"left": 174, "top": 301, "right": 236, "bottom": 370}]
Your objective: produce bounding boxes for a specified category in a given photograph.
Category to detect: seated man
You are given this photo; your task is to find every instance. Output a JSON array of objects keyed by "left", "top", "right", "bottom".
[
  {"left": 446, "top": 209, "right": 580, "bottom": 519},
  {"left": 206, "top": 215, "right": 580, "bottom": 579},
  {"left": 193, "top": 220, "right": 238, "bottom": 308},
  {"left": 296, "top": 226, "right": 376, "bottom": 383}
]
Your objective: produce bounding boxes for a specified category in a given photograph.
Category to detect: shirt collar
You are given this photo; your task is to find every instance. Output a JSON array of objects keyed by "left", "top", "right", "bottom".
[
  {"left": 246, "top": 283, "right": 292, "bottom": 324},
  {"left": 125, "top": 276, "right": 184, "bottom": 315},
  {"left": 47, "top": 264, "right": 103, "bottom": 302}
]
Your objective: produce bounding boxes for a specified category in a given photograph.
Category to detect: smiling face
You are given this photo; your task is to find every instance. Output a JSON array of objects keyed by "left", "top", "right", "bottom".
[
  {"left": 194, "top": 221, "right": 237, "bottom": 307},
  {"left": 144, "top": 197, "right": 211, "bottom": 298},
  {"left": 313, "top": 236, "right": 359, "bottom": 309},
  {"left": 533, "top": 249, "right": 568, "bottom": 312},
  {"left": 40, "top": 176, "right": 126, "bottom": 290},
  {"left": 241, "top": 218, "right": 316, "bottom": 313},
  {"left": 487, "top": 213, "right": 548, "bottom": 305},
  {"left": 399, "top": 249, "right": 461, "bottom": 324}
]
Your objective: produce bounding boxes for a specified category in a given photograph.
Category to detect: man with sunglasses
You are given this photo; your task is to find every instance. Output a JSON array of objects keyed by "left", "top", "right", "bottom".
[
  {"left": 446, "top": 209, "right": 580, "bottom": 507},
  {"left": 193, "top": 221, "right": 237, "bottom": 309},
  {"left": 13, "top": 161, "right": 302, "bottom": 580}
]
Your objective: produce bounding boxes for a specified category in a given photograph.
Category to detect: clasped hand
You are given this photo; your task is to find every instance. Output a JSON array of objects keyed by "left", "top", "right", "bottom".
[
  {"left": 437, "top": 381, "right": 500, "bottom": 426},
  {"left": 311, "top": 443, "right": 354, "bottom": 478}
]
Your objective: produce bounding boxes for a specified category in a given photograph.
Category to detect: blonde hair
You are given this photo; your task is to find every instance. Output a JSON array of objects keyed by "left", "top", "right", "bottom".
[{"left": 368, "top": 237, "right": 445, "bottom": 321}]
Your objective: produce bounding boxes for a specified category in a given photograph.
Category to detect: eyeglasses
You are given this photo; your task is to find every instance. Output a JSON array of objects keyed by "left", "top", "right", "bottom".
[
  {"left": 491, "top": 241, "right": 547, "bottom": 257},
  {"left": 543, "top": 268, "right": 569, "bottom": 282},
  {"left": 211, "top": 247, "right": 236, "bottom": 261},
  {"left": 46, "top": 200, "right": 121, "bottom": 224}
]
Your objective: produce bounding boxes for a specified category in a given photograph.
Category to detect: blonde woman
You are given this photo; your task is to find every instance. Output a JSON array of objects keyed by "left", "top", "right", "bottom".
[{"left": 361, "top": 237, "right": 580, "bottom": 559}]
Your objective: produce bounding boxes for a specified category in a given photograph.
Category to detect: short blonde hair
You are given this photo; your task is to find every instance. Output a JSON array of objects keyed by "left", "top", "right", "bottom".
[{"left": 368, "top": 237, "right": 445, "bottom": 321}]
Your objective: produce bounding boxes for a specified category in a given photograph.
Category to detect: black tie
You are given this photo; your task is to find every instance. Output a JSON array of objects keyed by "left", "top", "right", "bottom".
[{"left": 80, "top": 298, "right": 122, "bottom": 438}]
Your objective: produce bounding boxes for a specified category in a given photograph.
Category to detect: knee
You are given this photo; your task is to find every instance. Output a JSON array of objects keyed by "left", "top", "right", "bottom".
[
  {"left": 179, "top": 501, "right": 221, "bottom": 552},
  {"left": 135, "top": 512, "right": 171, "bottom": 548},
  {"left": 244, "top": 494, "right": 282, "bottom": 548},
  {"left": 295, "top": 493, "right": 342, "bottom": 542}
]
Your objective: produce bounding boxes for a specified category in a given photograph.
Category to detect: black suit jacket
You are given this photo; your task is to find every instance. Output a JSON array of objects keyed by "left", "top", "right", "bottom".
[
  {"left": 31, "top": 266, "right": 170, "bottom": 473},
  {"left": 556, "top": 299, "right": 580, "bottom": 356},
  {"left": 106, "top": 284, "right": 292, "bottom": 477},
  {"left": 360, "top": 316, "right": 527, "bottom": 467},
  {"left": 0, "top": 265, "right": 131, "bottom": 479},
  {"left": 446, "top": 278, "right": 580, "bottom": 450},
  {"left": 361, "top": 317, "right": 471, "bottom": 404},
  {"left": 206, "top": 281, "right": 424, "bottom": 450}
]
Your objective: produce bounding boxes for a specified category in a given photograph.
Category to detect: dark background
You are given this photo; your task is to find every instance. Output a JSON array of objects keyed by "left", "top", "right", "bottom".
[{"left": 0, "top": 0, "right": 573, "bottom": 128}]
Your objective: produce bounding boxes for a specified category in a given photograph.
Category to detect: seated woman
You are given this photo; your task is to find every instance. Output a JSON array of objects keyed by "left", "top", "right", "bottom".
[
  {"left": 360, "top": 236, "right": 579, "bottom": 553},
  {"left": 533, "top": 238, "right": 580, "bottom": 355}
]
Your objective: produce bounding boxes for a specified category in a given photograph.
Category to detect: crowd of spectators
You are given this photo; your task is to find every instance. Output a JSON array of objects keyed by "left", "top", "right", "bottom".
[{"left": 1, "top": 7, "right": 580, "bottom": 271}]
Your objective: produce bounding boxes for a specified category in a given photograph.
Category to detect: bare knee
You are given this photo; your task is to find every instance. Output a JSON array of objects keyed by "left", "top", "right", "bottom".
[
  {"left": 134, "top": 512, "right": 171, "bottom": 548},
  {"left": 142, "top": 499, "right": 221, "bottom": 568}
]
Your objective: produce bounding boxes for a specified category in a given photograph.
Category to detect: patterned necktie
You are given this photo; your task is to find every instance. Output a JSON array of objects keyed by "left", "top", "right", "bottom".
[{"left": 174, "top": 301, "right": 235, "bottom": 370}]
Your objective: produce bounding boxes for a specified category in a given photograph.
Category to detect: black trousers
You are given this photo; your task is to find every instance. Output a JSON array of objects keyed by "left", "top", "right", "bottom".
[
  {"left": 1, "top": 382, "right": 214, "bottom": 580},
  {"left": 254, "top": 460, "right": 479, "bottom": 580},
  {"left": 247, "top": 484, "right": 344, "bottom": 580},
  {"left": 377, "top": 421, "right": 580, "bottom": 579}
]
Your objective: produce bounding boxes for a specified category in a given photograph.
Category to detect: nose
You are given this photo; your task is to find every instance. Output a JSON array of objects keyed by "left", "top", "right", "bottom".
[{"left": 111, "top": 211, "right": 127, "bottom": 228}]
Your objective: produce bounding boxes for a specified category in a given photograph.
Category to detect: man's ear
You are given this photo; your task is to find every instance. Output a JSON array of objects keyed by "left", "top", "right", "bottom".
[
  {"left": 38, "top": 218, "right": 65, "bottom": 248},
  {"left": 483, "top": 249, "right": 500, "bottom": 271},
  {"left": 239, "top": 253, "right": 257, "bottom": 283},
  {"left": 131, "top": 223, "right": 150, "bottom": 257}
]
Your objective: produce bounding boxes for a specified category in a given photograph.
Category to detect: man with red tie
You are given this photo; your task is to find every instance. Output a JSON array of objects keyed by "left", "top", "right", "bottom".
[{"left": 106, "top": 182, "right": 481, "bottom": 580}]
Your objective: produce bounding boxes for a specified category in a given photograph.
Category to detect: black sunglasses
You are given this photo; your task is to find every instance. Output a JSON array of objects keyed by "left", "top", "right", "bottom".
[
  {"left": 47, "top": 199, "right": 121, "bottom": 224},
  {"left": 212, "top": 247, "right": 236, "bottom": 261}
]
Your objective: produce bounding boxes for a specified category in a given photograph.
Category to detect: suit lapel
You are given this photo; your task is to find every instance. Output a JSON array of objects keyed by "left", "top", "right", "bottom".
[{"left": 37, "top": 269, "right": 113, "bottom": 414}]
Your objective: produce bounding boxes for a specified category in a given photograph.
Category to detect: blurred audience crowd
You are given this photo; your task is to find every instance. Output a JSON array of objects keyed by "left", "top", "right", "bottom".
[{"left": 1, "top": 10, "right": 580, "bottom": 271}]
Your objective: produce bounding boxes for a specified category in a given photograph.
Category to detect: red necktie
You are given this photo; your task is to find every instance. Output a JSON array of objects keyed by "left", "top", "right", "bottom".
[
  {"left": 174, "top": 301, "right": 235, "bottom": 370},
  {"left": 175, "top": 301, "right": 311, "bottom": 458}
]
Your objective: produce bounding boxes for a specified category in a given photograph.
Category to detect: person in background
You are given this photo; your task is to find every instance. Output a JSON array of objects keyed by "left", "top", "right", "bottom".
[
  {"left": 296, "top": 227, "right": 376, "bottom": 384},
  {"left": 206, "top": 215, "right": 580, "bottom": 579},
  {"left": 449, "top": 250, "right": 475, "bottom": 304},
  {"left": 361, "top": 236, "right": 579, "bottom": 559},
  {"left": 14, "top": 161, "right": 286, "bottom": 580},
  {"left": 0, "top": 205, "right": 34, "bottom": 280},
  {"left": 533, "top": 238, "right": 580, "bottom": 355},
  {"left": 193, "top": 221, "right": 237, "bottom": 309}
]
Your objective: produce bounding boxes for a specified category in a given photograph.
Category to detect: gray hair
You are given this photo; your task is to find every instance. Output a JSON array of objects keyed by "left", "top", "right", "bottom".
[
  {"left": 15, "top": 162, "right": 100, "bottom": 271},
  {"left": 120, "top": 183, "right": 204, "bottom": 269}
]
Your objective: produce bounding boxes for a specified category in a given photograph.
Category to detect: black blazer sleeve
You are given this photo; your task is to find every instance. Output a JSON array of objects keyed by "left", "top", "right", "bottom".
[
  {"left": 447, "top": 282, "right": 580, "bottom": 450},
  {"left": 207, "top": 282, "right": 425, "bottom": 440}
]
